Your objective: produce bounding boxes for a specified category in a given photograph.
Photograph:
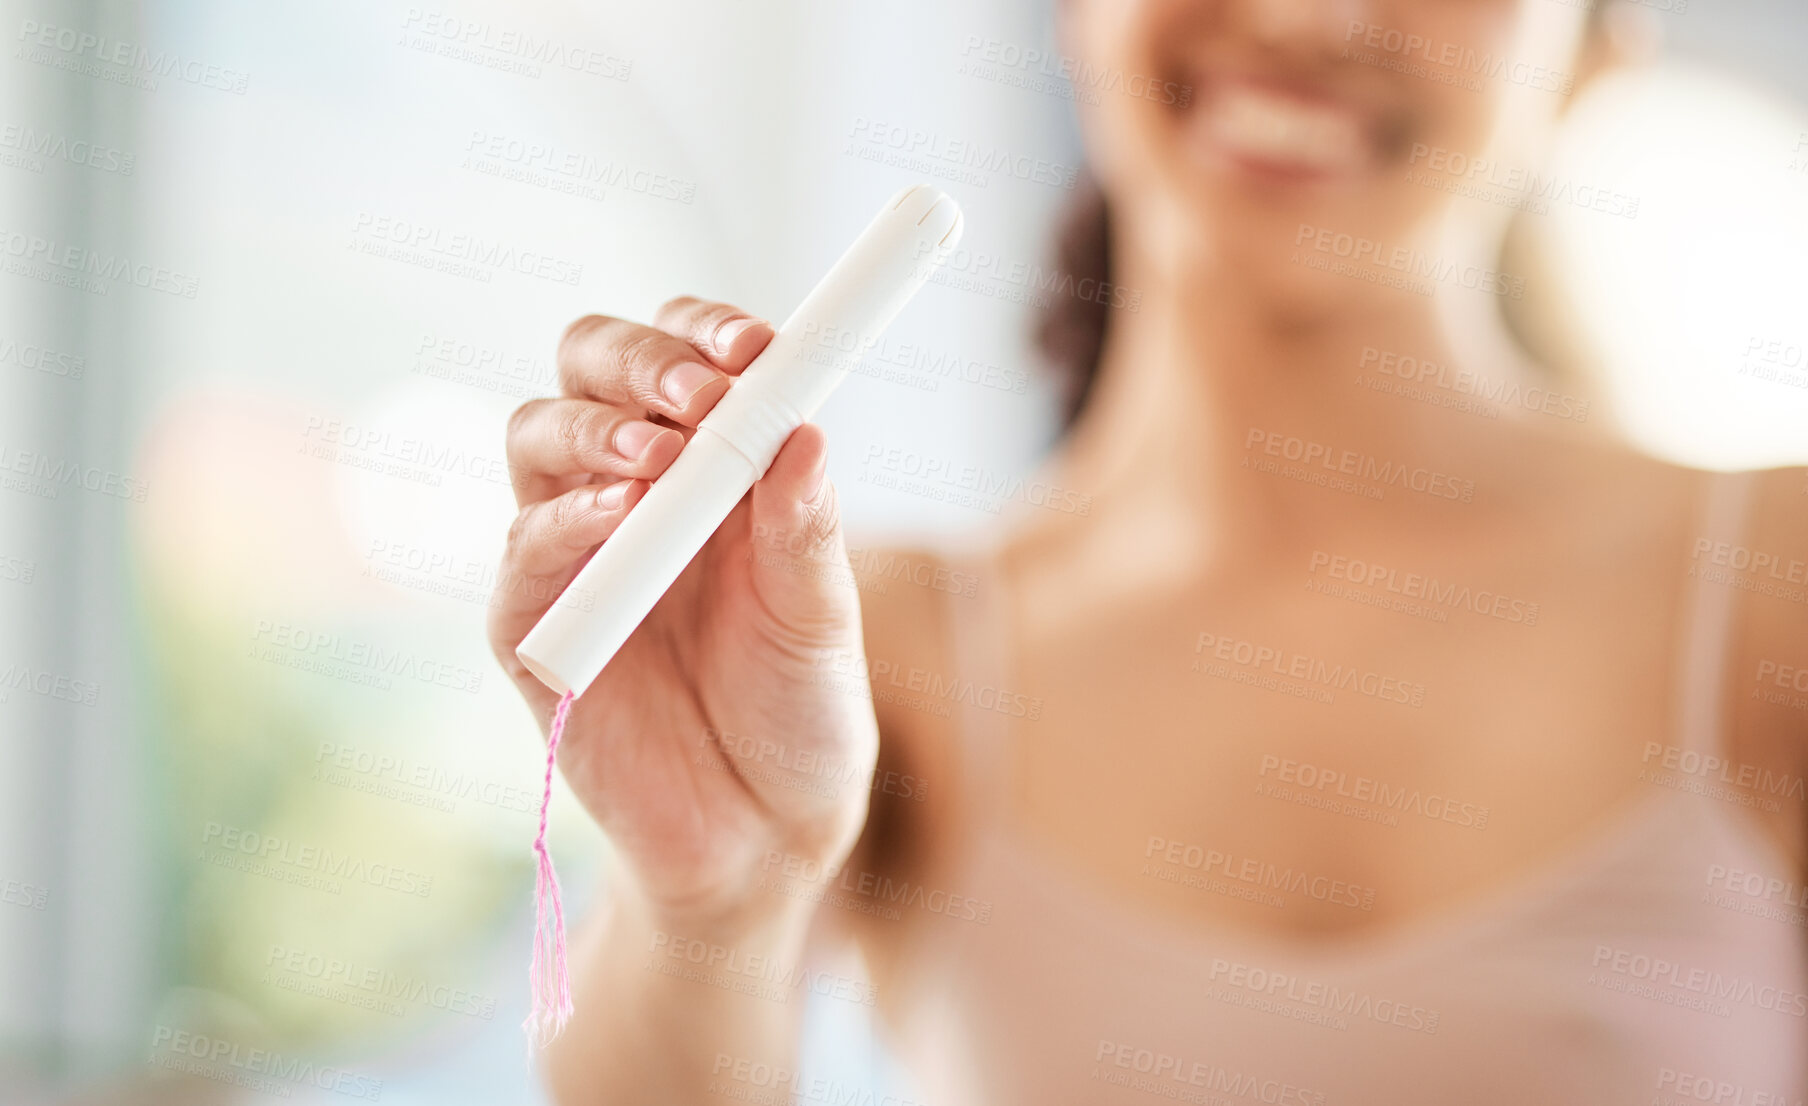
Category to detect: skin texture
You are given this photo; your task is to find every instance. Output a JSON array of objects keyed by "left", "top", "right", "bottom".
[{"left": 489, "top": 2, "right": 1807, "bottom": 1100}]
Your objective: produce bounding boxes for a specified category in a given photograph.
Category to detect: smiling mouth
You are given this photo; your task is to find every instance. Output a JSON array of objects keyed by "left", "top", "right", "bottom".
[{"left": 1194, "top": 79, "right": 1378, "bottom": 181}]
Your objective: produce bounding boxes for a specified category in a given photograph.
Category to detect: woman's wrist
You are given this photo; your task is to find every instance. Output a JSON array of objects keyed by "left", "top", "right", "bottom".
[{"left": 612, "top": 865, "right": 821, "bottom": 955}]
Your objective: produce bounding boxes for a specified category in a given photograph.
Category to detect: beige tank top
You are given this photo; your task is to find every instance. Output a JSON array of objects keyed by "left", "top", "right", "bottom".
[{"left": 900, "top": 470, "right": 1807, "bottom": 1106}]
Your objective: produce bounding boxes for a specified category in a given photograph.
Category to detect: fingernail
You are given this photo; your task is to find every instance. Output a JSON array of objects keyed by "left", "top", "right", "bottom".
[
  {"left": 712, "top": 317, "right": 762, "bottom": 356},
  {"left": 613, "top": 420, "right": 665, "bottom": 461},
  {"left": 661, "top": 361, "right": 722, "bottom": 408},
  {"left": 596, "top": 482, "right": 630, "bottom": 509}
]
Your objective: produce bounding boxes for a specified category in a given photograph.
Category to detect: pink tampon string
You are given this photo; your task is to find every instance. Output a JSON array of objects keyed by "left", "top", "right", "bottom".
[{"left": 526, "top": 689, "right": 576, "bottom": 1048}]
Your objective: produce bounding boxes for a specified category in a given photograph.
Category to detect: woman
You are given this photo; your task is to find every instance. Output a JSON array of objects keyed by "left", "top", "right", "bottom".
[{"left": 490, "top": 1, "right": 1808, "bottom": 1102}]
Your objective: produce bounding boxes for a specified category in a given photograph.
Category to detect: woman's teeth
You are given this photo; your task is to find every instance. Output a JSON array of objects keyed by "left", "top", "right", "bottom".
[{"left": 1206, "top": 86, "right": 1368, "bottom": 174}]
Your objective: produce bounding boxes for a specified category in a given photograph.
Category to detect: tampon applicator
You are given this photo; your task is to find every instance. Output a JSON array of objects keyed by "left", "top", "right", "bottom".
[
  {"left": 515, "top": 183, "right": 963, "bottom": 1047},
  {"left": 517, "top": 183, "right": 964, "bottom": 697}
]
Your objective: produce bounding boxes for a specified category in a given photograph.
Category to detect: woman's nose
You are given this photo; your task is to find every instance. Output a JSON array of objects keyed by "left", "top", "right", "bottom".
[{"left": 1232, "top": 0, "right": 1369, "bottom": 53}]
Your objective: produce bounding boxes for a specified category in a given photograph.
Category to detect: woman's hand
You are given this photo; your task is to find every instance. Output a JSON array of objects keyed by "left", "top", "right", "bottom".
[{"left": 488, "top": 297, "right": 879, "bottom": 933}]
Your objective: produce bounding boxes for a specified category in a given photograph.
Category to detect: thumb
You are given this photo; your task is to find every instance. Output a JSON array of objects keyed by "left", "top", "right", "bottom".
[{"left": 746, "top": 424, "right": 862, "bottom": 646}]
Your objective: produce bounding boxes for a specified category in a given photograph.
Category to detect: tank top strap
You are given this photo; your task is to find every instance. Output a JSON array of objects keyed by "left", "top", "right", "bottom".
[
  {"left": 1672, "top": 469, "right": 1759, "bottom": 759},
  {"left": 937, "top": 538, "right": 1017, "bottom": 836}
]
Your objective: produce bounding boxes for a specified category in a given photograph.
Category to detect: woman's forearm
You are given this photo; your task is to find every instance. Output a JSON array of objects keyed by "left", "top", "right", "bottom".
[{"left": 542, "top": 879, "right": 819, "bottom": 1106}]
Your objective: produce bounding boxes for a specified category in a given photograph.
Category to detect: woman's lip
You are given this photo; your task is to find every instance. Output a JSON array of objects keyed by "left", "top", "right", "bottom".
[
  {"left": 1187, "top": 74, "right": 1380, "bottom": 182},
  {"left": 1210, "top": 70, "right": 1365, "bottom": 112}
]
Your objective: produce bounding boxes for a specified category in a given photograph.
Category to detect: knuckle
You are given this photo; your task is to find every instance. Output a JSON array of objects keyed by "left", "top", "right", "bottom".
[
  {"left": 505, "top": 398, "right": 545, "bottom": 446},
  {"left": 799, "top": 481, "right": 843, "bottom": 553},
  {"left": 617, "top": 328, "right": 671, "bottom": 384},
  {"left": 504, "top": 509, "right": 535, "bottom": 556},
  {"left": 558, "top": 315, "right": 629, "bottom": 396},
  {"left": 548, "top": 490, "right": 586, "bottom": 535},
  {"left": 557, "top": 315, "right": 604, "bottom": 363},
  {"left": 695, "top": 303, "right": 744, "bottom": 342},
  {"left": 555, "top": 403, "right": 612, "bottom": 465},
  {"left": 618, "top": 329, "right": 680, "bottom": 409},
  {"left": 656, "top": 295, "right": 701, "bottom": 323}
]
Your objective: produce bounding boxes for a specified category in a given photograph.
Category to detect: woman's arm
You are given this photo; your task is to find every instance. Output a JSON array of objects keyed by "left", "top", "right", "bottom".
[
  {"left": 545, "top": 883, "right": 818, "bottom": 1105},
  {"left": 1724, "top": 465, "right": 1808, "bottom": 871},
  {"left": 487, "top": 300, "right": 884, "bottom": 1102}
]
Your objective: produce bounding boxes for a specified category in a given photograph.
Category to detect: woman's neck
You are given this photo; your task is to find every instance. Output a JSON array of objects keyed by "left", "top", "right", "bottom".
[{"left": 1046, "top": 237, "right": 1548, "bottom": 561}]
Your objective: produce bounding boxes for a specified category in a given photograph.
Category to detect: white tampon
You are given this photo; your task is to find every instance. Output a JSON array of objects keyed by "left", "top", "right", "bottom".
[{"left": 516, "top": 183, "right": 964, "bottom": 697}]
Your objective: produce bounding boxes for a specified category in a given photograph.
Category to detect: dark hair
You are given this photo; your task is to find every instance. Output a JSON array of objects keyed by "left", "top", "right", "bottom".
[
  {"left": 1034, "top": 173, "right": 1114, "bottom": 430},
  {"left": 1034, "top": 9, "right": 1609, "bottom": 431}
]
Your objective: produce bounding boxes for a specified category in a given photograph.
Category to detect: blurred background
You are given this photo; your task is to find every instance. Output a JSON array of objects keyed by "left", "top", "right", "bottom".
[{"left": 1, "top": 0, "right": 1805, "bottom": 1102}]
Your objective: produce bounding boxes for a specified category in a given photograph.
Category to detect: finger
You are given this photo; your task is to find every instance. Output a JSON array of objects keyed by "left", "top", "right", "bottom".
[
  {"left": 556, "top": 315, "right": 733, "bottom": 425},
  {"left": 651, "top": 296, "right": 776, "bottom": 374},
  {"left": 505, "top": 397, "right": 683, "bottom": 506},
  {"left": 757, "top": 422, "right": 831, "bottom": 507},
  {"left": 746, "top": 425, "right": 858, "bottom": 640},
  {"left": 488, "top": 479, "right": 649, "bottom": 683}
]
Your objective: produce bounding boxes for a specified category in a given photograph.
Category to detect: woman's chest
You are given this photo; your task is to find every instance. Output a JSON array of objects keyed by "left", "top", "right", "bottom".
[{"left": 983, "top": 567, "right": 1803, "bottom": 943}]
